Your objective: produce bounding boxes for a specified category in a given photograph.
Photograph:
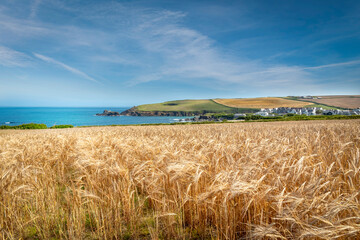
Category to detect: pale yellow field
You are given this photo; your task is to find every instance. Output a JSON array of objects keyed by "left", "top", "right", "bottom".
[
  {"left": 1, "top": 120, "right": 359, "bottom": 239},
  {"left": 214, "top": 97, "right": 313, "bottom": 108},
  {"left": 303, "top": 96, "right": 360, "bottom": 109}
]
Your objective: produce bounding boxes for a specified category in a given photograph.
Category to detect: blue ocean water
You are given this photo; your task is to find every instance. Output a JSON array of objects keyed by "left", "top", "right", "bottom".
[{"left": 0, "top": 107, "right": 189, "bottom": 127}]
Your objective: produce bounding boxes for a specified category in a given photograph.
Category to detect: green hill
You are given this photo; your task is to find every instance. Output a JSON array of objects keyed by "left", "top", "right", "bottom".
[
  {"left": 135, "top": 99, "right": 257, "bottom": 113},
  {"left": 138, "top": 99, "right": 227, "bottom": 112},
  {"left": 122, "top": 96, "right": 351, "bottom": 117}
]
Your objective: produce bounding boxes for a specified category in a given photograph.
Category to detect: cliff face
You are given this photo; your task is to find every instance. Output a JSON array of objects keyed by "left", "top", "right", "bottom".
[
  {"left": 120, "top": 107, "right": 198, "bottom": 116},
  {"left": 96, "top": 110, "right": 120, "bottom": 116}
]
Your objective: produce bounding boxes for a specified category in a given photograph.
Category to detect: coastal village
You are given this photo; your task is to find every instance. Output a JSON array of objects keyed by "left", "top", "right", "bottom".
[
  {"left": 97, "top": 106, "right": 360, "bottom": 123},
  {"left": 253, "top": 107, "right": 360, "bottom": 116},
  {"left": 96, "top": 95, "right": 360, "bottom": 123},
  {"left": 183, "top": 107, "right": 360, "bottom": 123}
]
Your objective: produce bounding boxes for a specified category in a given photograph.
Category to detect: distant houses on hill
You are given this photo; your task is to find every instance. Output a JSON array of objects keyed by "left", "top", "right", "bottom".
[
  {"left": 287, "top": 95, "right": 321, "bottom": 99},
  {"left": 255, "top": 107, "right": 360, "bottom": 116},
  {"left": 177, "top": 107, "right": 360, "bottom": 123}
]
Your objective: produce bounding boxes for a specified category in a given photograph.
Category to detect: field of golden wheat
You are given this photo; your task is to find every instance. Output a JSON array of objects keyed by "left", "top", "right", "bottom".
[{"left": 1, "top": 120, "right": 359, "bottom": 239}]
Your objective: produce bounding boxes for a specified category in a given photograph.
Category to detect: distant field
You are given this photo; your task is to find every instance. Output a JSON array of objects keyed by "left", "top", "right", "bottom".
[
  {"left": 132, "top": 96, "right": 358, "bottom": 114},
  {"left": 1, "top": 120, "right": 359, "bottom": 239},
  {"left": 214, "top": 97, "right": 313, "bottom": 108},
  {"left": 301, "top": 95, "right": 360, "bottom": 109},
  {"left": 136, "top": 99, "right": 238, "bottom": 113}
]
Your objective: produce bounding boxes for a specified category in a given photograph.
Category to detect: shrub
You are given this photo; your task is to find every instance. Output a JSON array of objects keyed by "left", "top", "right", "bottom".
[
  {"left": 236, "top": 116, "right": 246, "bottom": 120},
  {"left": 245, "top": 114, "right": 262, "bottom": 120},
  {"left": 212, "top": 113, "right": 234, "bottom": 120},
  {"left": 50, "top": 125, "right": 74, "bottom": 129},
  {"left": 0, "top": 123, "right": 48, "bottom": 129}
]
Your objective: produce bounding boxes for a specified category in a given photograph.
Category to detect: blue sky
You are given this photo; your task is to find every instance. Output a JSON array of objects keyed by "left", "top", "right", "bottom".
[{"left": 0, "top": 0, "right": 359, "bottom": 107}]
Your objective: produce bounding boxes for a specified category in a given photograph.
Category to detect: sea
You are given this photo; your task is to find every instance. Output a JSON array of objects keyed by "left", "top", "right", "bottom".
[{"left": 0, "top": 107, "right": 189, "bottom": 127}]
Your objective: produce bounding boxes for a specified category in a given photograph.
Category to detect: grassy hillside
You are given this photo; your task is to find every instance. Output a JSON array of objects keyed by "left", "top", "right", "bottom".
[
  {"left": 214, "top": 97, "right": 313, "bottom": 108},
  {"left": 133, "top": 96, "right": 357, "bottom": 114},
  {"left": 136, "top": 99, "right": 255, "bottom": 113}
]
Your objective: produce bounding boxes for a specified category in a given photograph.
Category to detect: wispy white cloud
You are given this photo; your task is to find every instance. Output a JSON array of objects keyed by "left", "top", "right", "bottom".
[
  {"left": 0, "top": 2, "right": 314, "bottom": 89},
  {"left": 0, "top": 46, "right": 32, "bottom": 67},
  {"left": 33, "top": 53, "right": 100, "bottom": 83},
  {"left": 91, "top": 55, "right": 139, "bottom": 66},
  {"left": 246, "top": 59, "right": 360, "bottom": 76},
  {"left": 0, "top": 1, "right": 358, "bottom": 96},
  {"left": 30, "top": 0, "right": 42, "bottom": 19},
  {"left": 304, "top": 59, "right": 360, "bottom": 70},
  {"left": 126, "top": 9, "right": 316, "bottom": 89},
  {"left": 0, "top": 15, "right": 54, "bottom": 40}
]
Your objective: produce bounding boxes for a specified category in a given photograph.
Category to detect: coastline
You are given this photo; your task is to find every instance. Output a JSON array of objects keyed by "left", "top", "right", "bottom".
[
  {"left": 120, "top": 106, "right": 204, "bottom": 116},
  {"left": 1, "top": 115, "right": 360, "bottom": 130}
]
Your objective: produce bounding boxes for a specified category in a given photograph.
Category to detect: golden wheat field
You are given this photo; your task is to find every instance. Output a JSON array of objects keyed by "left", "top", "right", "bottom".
[
  {"left": 214, "top": 97, "right": 313, "bottom": 109},
  {"left": 1, "top": 120, "right": 360, "bottom": 239}
]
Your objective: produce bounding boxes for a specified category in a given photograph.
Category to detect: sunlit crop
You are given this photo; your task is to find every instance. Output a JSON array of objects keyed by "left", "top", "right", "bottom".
[
  {"left": 0, "top": 120, "right": 359, "bottom": 239},
  {"left": 214, "top": 97, "right": 312, "bottom": 108}
]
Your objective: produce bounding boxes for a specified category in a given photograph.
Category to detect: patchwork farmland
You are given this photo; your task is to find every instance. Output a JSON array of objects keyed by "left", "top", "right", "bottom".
[
  {"left": 300, "top": 95, "right": 360, "bottom": 109},
  {"left": 213, "top": 97, "right": 313, "bottom": 109}
]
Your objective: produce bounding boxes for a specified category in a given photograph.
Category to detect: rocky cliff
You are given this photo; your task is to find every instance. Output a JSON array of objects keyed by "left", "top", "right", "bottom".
[
  {"left": 120, "top": 107, "right": 199, "bottom": 116},
  {"left": 96, "top": 110, "right": 120, "bottom": 116}
]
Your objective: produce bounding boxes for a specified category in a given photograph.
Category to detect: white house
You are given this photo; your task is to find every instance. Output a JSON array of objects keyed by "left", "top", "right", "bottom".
[
  {"left": 255, "top": 111, "right": 269, "bottom": 117},
  {"left": 308, "top": 108, "right": 317, "bottom": 116},
  {"left": 289, "top": 109, "right": 297, "bottom": 114},
  {"left": 342, "top": 110, "right": 351, "bottom": 115},
  {"left": 301, "top": 95, "right": 313, "bottom": 99}
]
